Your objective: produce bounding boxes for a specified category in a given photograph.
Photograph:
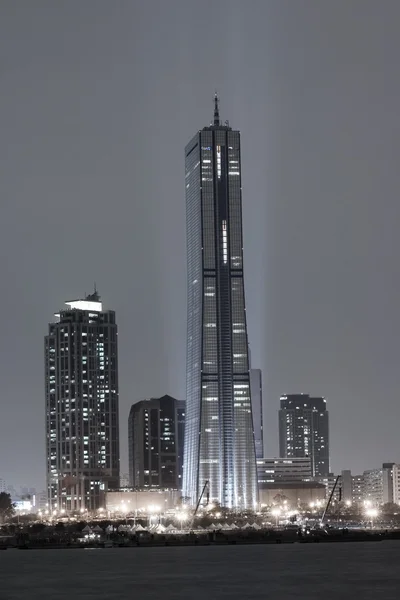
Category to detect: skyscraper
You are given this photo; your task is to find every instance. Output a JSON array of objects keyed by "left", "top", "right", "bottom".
[
  {"left": 128, "top": 395, "right": 185, "bottom": 489},
  {"left": 250, "top": 368, "right": 263, "bottom": 459},
  {"left": 45, "top": 291, "right": 119, "bottom": 512},
  {"left": 182, "top": 96, "right": 258, "bottom": 509},
  {"left": 279, "top": 394, "right": 330, "bottom": 477}
]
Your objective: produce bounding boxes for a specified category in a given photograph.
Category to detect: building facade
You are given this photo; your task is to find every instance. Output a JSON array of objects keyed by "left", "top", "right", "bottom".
[
  {"left": 351, "top": 474, "right": 364, "bottom": 504},
  {"left": 128, "top": 395, "right": 185, "bottom": 490},
  {"left": 363, "top": 469, "right": 383, "bottom": 506},
  {"left": 250, "top": 369, "right": 264, "bottom": 459},
  {"left": 341, "top": 470, "right": 353, "bottom": 504},
  {"left": 392, "top": 465, "right": 400, "bottom": 505},
  {"left": 259, "top": 482, "right": 326, "bottom": 508},
  {"left": 279, "top": 394, "right": 330, "bottom": 477},
  {"left": 45, "top": 291, "right": 119, "bottom": 512},
  {"left": 382, "top": 463, "right": 395, "bottom": 504},
  {"left": 182, "top": 96, "right": 258, "bottom": 509},
  {"left": 257, "top": 457, "right": 312, "bottom": 485},
  {"left": 106, "top": 489, "right": 181, "bottom": 513}
]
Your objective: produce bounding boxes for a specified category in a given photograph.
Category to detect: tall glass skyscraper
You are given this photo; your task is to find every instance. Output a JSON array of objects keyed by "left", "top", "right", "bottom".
[
  {"left": 45, "top": 291, "right": 120, "bottom": 512},
  {"left": 182, "top": 96, "right": 258, "bottom": 509},
  {"left": 250, "top": 368, "right": 264, "bottom": 459}
]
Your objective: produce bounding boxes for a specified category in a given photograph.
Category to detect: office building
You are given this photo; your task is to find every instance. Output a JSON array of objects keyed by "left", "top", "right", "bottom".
[
  {"left": 120, "top": 473, "right": 130, "bottom": 489},
  {"left": 382, "top": 463, "right": 395, "bottom": 504},
  {"left": 392, "top": 465, "right": 400, "bottom": 505},
  {"left": 321, "top": 473, "right": 340, "bottom": 501},
  {"left": 341, "top": 470, "right": 353, "bottom": 504},
  {"left": 0, "top": 478, "right": 6, "bottom": 493},
  {"left": 352, "top": 474, "right": 364, "bottom": 504},
  {"left": 363, "top": 469, "right": 383, "bottom": 506},
  {"left": 45, "top": 291, "right": 120, "bottom": 512},
  {"left": 182, "top": 96, "right": 258, "bottom": 509},
  {"left": 279, "top": 394, "right": 330, "bottom": 477},
  {"left": 128, "top": 395, "right": 185, "bottom": 490},
  {"left": 250, "top": 369, "right": 264, "bottom": 459},
  {"left": 257, "top": 457, "right": 312, "bottom": 485}
]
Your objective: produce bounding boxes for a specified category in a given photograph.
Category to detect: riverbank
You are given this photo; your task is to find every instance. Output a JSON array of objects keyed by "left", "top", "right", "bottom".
[{"left": 3, "top": 528, "right": 400, "bottom": 549}]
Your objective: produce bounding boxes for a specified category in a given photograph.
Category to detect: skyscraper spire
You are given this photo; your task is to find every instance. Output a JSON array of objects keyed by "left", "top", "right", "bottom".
[{"left": 213, "top": 92, "right": 220, "bottom": 126}]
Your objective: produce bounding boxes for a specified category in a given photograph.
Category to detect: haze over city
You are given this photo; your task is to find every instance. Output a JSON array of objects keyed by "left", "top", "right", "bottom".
[{"left": 1, "top": 0, "right": 400, "bottom": 493}]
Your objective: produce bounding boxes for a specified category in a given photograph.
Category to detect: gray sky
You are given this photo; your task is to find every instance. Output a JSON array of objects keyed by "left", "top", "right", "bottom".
[{"left": 1, "top": 0, "right": 399, "bottom": 490}]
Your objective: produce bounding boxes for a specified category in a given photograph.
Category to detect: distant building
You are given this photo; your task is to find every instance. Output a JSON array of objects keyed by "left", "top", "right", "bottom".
[
  {"left": 128, "top": 395, "right": 185, "bottom": 490},
  {"left": 279, "top": 394, "right": 330, "bottom": 477},
  {"left": 320, "top": 473, "right": 341, "bottom": 501},
  {"left": 392, "top": 465, "right": 400, "bottom": 505},
  {"left": 363, "top": 469, "right": 383, "bottom": 506},
  {"left": 259, "top": 482, "right": 326, "bottom": 508},
  {"left": 250, "top": 369, "right": 264, "bottom": 459},
  {"left": 382, "top": 463, "right": 395, "bottom": 504},
  {"left": 341, "top": 470, "right": 353, "bottom": 504},
  {"left": 257, "top": 457, "right": 311, "bottom": 485},
  {"left": 6, "top": 485, "right": 17, "bottom": 502},
  {"left": 351, "top": 475, "right": 364, "bottom": 504},
  {"left": 45, "top": 291, "right": 120, "bottom": 512},
  {"left": 0, "top": 478, "right": 6, "bottom": 493},
  {"left": 20, "top": 487, "right": 36, "bottom": 498},
  {"left": 37, "top": 491, "right": 48, "bottom": 512},
  {"left": 106, "top": 489, "right": 181, "bottom": 513},
  {"left": 120, "top": 473, "right": 130, "bottom": 489}
]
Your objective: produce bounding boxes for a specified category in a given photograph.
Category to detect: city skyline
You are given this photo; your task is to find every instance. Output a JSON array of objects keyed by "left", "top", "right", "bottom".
[
  {"left": 182, "top": 97, "right": 258, "bottom": 509},
  {"left": 1, "top": 2, "right": 400, "bottom": 489}
]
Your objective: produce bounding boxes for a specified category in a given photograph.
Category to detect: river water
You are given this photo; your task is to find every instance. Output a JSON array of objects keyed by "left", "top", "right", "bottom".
[{"left": 1, "top": 541, "right": 400, "bottom": 599}]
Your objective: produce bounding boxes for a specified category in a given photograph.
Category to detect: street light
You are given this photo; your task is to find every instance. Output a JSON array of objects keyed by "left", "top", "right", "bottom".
[
  {"left": 120, "top": 503, "right": 129, "bottom": 525},
  {"left": 365, "top": 507, "right": 378, "bottom": 528},
  {"left": 179, "top": 512, "right": 187, "bottom": 531},
  {"left": 271, "top": 508, "right": 281, "bottom": 527},
  {"left": 148, "top": 504, "right": 160, "bottom": 527}
]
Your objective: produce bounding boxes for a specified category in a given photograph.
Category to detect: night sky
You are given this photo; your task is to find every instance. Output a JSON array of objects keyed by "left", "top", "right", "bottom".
[{"left": 1, "top": 1, "right": 400, "bottom": 491}]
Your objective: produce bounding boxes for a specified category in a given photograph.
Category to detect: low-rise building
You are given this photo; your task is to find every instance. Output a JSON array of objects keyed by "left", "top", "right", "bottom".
[
  {"left": 105, "top": 489, "right": 181, "bottom": 514},
  {"left": 259, "top": 482, "right": 325, "bottom": 508}
]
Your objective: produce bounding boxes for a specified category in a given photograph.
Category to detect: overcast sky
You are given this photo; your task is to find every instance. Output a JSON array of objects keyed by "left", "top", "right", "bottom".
[{"left": 1, "top": 0, "right": 400, "bottom": 490}]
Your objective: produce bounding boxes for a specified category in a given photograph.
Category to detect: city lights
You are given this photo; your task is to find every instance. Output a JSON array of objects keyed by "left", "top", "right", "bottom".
[
  {"left": 365, "top": 507, "right": 379, "bottom": 527},
  {"left": 271, "top": 508, "right": 281, "bottom": 526}
]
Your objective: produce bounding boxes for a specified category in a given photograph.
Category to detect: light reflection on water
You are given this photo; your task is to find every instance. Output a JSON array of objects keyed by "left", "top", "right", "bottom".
[{"left": 1, "top": 541, "right": 400, "bottom": 599}]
